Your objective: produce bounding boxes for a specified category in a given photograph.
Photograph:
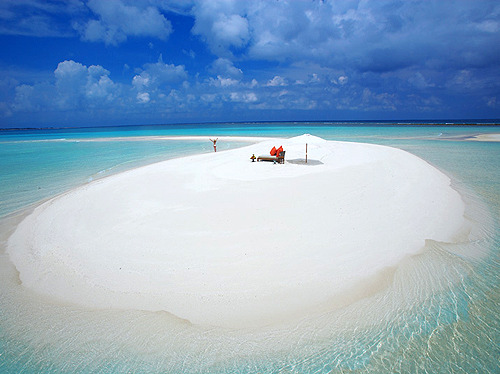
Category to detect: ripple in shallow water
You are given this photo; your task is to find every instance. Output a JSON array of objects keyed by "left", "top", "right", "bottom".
[{"left": 0, "top": 181, "right": 499, "bottom": 373}]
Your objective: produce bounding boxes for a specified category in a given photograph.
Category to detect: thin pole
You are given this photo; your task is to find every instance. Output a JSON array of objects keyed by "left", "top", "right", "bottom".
[{"left": 305, "top": 143, "right": 308, "bottom": 163}]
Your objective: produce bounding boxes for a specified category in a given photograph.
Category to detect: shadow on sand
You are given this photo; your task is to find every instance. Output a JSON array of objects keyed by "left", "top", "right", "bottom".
[{"left": 286, "top": 158, "right": 323, "bottom": 166}]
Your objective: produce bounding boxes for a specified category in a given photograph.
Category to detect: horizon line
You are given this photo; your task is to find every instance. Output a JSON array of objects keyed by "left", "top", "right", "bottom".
[{"left": 1, "top": 119, "right": 499, "bottom": 132}]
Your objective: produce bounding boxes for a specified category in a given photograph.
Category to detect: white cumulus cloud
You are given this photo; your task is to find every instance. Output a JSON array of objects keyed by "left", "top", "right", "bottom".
[
  {"left": 54, "top": 60, "right": 117, "bottom": 108},
  {"left": 210, "top": 58, "right": 243, "bottom": 78},
  {"left": 76, "top": 0, "right": 173, "bottom": 45},
  {"left": 191, "top": 0, "right": 249, "bottom": 55},
  {"left": 338, "top": 76, "right": 348, "bottom": 85},
  {"left": 209, "top": 75, "right": 239, "bottom": 88},
  {"left": 230, "top": 91, "right": 258, "bottom": 103},
  {"left": 13, "top": 60, "right": 119, "bottom": 112},
  {"left": 132, "top": 56, "right": 188, "bottom": 91},
  {"left": 267, "top": 76, "right": 287, "bottom": 87},
  {"left": 137, "top": 92, "right": 150, "bottom": 104}
]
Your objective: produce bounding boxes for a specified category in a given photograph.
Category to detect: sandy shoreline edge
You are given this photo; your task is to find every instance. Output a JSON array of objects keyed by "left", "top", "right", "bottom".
[{"left": 7, "top": 134, "right": 467, "bottom": 328}]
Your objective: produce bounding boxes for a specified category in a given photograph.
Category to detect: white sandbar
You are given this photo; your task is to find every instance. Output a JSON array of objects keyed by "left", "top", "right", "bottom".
[
  {"left": 468, "top": 133, "right": 500, "bottom": 142},
  {"left": 7, "top": 135, "right": 466, "bottom": 328}
]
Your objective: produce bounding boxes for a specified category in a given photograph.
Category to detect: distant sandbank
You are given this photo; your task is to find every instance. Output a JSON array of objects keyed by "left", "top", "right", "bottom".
[
  {"left": 0, "top": 135, "right": 276, "bottom": 144},
  {"left": 467, "top": 133, "right": 500, "bottom": 142},
  {"left": 7, "top": 135, "right": 467, "bottom": 328}
]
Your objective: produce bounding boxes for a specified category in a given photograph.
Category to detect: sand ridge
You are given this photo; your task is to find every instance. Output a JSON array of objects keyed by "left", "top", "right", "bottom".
[{"left": 7, "top": 135, "right": 466, "bottom": 328}]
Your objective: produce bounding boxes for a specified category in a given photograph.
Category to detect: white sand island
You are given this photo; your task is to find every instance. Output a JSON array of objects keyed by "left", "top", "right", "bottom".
[{"left": 7, "top": 135, "right": 466, "bottom": 328}]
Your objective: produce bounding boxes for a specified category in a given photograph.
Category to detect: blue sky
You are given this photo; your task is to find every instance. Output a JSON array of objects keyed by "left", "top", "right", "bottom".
[{"left": 0, "top": 0, "right": 499, "bottom": 128}]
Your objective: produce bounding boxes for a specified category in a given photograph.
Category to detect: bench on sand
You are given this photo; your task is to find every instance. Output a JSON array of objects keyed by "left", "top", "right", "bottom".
[{"left": 257, "top": 150, "right": 285, "bottom": 164}]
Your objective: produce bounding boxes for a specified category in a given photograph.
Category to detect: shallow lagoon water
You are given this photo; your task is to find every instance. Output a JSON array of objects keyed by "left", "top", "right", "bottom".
[{"left": 0, "top": 123, "right": 499, "bottom": 373}]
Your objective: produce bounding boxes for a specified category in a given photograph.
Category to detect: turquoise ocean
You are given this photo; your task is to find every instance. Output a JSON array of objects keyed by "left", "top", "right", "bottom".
[{"left": 0, "top": 122, "right": 499, "bottom": 373}]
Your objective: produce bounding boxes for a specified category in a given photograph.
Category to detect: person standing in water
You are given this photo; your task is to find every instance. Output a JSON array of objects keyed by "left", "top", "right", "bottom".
[{"left": 210, "top": 138, "right": 218, "bottom": 152}]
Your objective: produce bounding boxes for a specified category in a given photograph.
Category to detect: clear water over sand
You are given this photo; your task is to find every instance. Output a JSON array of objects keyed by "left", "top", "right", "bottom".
[{"left": 0, "top": 123, "right": 499, "bottom": 373}]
